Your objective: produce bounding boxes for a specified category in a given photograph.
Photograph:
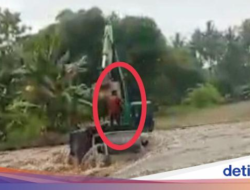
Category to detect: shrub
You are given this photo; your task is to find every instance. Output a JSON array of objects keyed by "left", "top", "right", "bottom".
[
  {"left": 182, "top": 83, "right": 224, "bottom": 108},
  {"left": 0, "top": 113, "right": 47, "bottom": 150}
]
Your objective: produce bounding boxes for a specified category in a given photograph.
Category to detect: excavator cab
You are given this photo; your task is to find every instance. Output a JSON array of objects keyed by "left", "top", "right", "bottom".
[{"left": 131, "top": 101, "right": 154, "bottom": 132}]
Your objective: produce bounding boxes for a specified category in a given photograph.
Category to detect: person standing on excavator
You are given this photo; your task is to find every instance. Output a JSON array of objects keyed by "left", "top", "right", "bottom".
[{"left": 107, "top": 90, "right": 122, "bottom": 126}]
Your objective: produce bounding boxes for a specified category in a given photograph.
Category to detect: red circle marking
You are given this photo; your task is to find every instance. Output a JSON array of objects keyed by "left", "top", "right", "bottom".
[{"left": 92, "top": 62, "right": 147, "bottom": 151}]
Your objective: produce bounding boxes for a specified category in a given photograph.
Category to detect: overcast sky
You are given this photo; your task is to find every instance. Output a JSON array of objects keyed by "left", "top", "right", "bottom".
[{"left": 1, "top": 0, "right": 250, "bottom": 38}]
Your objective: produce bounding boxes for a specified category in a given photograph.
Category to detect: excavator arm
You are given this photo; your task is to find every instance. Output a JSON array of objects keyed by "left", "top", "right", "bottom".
[{"left": 100, "top": 22, "right": 130, "bottom": 125}]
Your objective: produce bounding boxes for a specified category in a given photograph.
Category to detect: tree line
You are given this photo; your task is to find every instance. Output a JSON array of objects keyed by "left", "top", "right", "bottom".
[{"left": 1, "top": 6, "right": 250, "bottom": 137}]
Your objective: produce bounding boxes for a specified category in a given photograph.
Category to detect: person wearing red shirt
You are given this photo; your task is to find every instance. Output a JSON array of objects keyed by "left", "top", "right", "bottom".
[{"left": 107, "top": 90, "right": 122, "bottom": 126}]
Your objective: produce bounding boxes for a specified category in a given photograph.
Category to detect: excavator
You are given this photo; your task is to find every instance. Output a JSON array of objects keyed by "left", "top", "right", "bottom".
[{"left": 68, "top": 21, "right": 155, "bottom": 166}]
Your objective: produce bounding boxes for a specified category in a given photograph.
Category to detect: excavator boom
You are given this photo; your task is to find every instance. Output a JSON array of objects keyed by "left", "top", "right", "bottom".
[{"left": 99, "top": 22, "right": 130, "bottom": 125}]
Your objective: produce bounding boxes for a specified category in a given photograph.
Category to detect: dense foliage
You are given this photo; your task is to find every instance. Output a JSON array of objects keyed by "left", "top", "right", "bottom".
[{"left": 1, "top": 7, "right": 250, "bottom": 139}]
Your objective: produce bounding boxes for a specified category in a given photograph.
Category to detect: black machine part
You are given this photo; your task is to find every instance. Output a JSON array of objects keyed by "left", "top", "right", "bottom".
[
  {"left": 93, "top": 131, "right": 148, "bottom": 155},
  {"left": 69, "top": 124, "right": 148, "bottom": 164}
]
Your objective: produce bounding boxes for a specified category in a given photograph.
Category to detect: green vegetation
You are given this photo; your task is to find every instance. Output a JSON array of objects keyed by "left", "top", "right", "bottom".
[
  {"left": 183, "top": 83, "right": 224, "bottom": 108},
  {"left": 1, "top": 7, "right": 250, "bottom": 148},
  {"left": 156, "top": 101, "right": 250, "bottom": 130}
]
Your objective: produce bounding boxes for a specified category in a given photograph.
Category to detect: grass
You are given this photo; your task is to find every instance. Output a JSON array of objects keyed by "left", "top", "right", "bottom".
[
  {"left": 156, "top": 100, "right": 250, "bottom": 130},
  {"left": 0, "top": 126, "right": 68, "bottom": 151},
  {"left": 157, "top": 105, "right": 199, "bottom": 116},
  {"left": 0, "top": 125, "right": 40, "bottom": 150}
]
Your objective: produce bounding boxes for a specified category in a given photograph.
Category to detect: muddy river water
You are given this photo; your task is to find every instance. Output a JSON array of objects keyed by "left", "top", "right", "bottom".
[{"left": 1, "top": 121, "right": 250, "bottom": 178}]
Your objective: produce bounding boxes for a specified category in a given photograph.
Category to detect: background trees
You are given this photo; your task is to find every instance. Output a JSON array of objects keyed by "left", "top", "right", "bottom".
[{"left": 1, "top": 6, "right": 250, "bottom": 137}]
